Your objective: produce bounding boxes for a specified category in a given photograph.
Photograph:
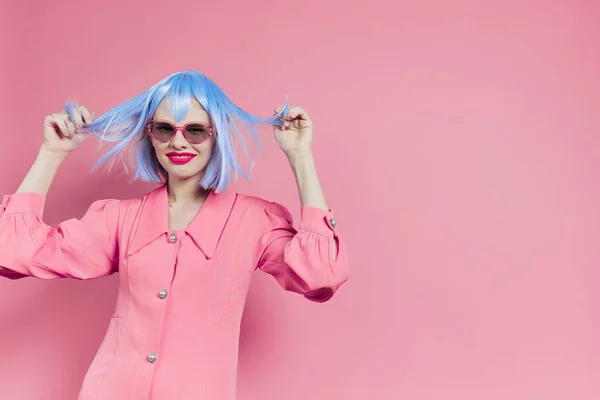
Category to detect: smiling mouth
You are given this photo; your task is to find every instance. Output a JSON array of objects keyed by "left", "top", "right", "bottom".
[{"left": 167, "top": 154, "right": 196, "bottom": 164}]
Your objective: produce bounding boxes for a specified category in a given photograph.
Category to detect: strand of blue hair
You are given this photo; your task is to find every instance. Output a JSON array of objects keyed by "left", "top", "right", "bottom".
[{"left": 64, "top": 70, "right": 289, "bottom": 193}]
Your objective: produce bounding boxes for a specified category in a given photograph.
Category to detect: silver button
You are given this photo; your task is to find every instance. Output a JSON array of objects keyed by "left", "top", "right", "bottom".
[
  {"left": 168, "top": 233, "right": 177, "bottom": 243},
  {"left": 147, "top": 352, "right": 157, "bottom": 363},
  {"left": 158, "top": 289, "right": 168, "bottom": 299},
  {"left": 329, "top": 218, "right": 337, "bottom": 228}
]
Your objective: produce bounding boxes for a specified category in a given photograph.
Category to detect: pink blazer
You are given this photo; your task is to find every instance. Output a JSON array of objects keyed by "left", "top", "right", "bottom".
[{"left": 0, "top": 184, "right": 349, "bottom": 400}]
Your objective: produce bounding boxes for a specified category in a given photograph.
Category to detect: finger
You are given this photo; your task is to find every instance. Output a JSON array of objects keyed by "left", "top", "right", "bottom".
[
  {"left": 78, "top": 107, "right": 93, "bottom": 127},
  {"left": 53, "top": 116, "right": 71, "bottom": 138},
  {"left": 273, "top": 106, "right": 287, "bottom": 129},
  {"left": 79, "top": 106, "right": 94, "bottom": 124},
  {"left": 64, "top": 118, "right": 76, "bottom": 136},
  {"left": 44, "top": 115, "right": 58, "bottom": 135},
  {"left": 288, "top": 106, "right": 309, "bottom": 120},
  {"left": 70, "top": 105, "right": 84, "bottom": 128},
  {"left": 61, "top": 115, "right": 76, "bottom": 137},
  {"left": 274, "top": 106, "right": 286, "bottom": 125},
  {"left": 55, "top": 111, "right": 76, "bottom": 136}
]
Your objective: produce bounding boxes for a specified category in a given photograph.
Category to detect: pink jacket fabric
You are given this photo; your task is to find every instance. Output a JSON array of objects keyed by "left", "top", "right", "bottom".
[{"left": 0, "top": 184, "right": 349, "bottom": 399}]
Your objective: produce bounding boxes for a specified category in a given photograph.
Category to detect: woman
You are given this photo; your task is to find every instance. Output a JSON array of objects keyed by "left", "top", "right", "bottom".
[{"left": 0, "top": 70, "right": 349, "bottom": 399}]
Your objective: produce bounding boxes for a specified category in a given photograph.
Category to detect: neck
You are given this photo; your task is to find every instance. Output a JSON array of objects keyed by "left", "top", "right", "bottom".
[{"left": 166, "top": 177, "right": 210, "bottom": 204}]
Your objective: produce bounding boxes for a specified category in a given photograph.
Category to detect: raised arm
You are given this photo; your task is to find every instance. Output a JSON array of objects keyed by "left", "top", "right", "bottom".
[
  {"left": 0, "top": 102, "right": 119, "bottom": 280},
  {"left": 254, "top": 105, "right": 349, "bottom": 302}
]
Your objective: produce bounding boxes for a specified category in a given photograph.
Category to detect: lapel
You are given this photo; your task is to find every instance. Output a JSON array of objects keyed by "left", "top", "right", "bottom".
[{"left": 127, "top": 184, "right": 237, "bottom": 259}]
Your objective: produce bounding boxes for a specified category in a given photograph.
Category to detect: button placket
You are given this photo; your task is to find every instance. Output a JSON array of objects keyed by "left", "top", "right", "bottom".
[
  {"left": 148, "top": 232, "right": 178, "bottom": 366},
  {"left": 159, "top": 234, "right": 176, "bottom": 301}
]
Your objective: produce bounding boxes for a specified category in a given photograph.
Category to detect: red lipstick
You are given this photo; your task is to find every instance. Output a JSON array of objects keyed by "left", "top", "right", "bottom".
[{"left": 166, "top": 152, "right": 196, "bottom": 165}]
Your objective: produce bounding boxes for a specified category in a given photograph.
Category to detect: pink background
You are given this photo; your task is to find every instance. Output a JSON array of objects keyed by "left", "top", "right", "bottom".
[{"left": 1, "top": 0, "right": 599, "bottom": 399}]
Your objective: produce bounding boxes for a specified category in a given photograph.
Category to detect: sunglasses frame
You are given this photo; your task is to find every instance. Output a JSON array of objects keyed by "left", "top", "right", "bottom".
[{"left": 145, "top": 119, "right": 215, "bottom": 144}]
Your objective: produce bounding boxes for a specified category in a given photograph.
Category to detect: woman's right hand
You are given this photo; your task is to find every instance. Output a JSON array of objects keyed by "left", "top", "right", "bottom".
[{"left": 41, "top": 105, "right": 94, "bottom": 155}]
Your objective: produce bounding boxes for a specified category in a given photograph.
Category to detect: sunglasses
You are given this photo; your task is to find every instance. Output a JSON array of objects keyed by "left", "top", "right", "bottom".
[{"left": 145, "top": 119, "right": 215, "bottom": 144}]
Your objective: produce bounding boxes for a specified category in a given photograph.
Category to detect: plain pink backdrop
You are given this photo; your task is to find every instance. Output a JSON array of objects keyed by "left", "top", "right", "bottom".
[{"left": 1, "top": 0, "right": 599, "bottom": 399}]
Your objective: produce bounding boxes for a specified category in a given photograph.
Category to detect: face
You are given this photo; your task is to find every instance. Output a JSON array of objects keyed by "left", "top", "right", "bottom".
[{"left": 149, "top": 98, "right": 215, "bottom": 182}]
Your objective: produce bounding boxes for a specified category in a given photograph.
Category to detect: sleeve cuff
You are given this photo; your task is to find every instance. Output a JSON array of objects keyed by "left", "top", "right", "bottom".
[
  {"left": 1, "top": 192, "right": 47, "bottom": 216},
  {"left": 298, "top": 206, "right": 338, "bottom": 236}
]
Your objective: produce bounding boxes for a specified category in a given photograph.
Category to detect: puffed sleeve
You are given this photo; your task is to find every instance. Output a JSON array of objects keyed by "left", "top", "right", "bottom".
[
  {"left": 0, "top": 192, "right": 120, "bottom": 280},
  {"left": 254, "top": 201, "right": 349, "bottom": 303}
]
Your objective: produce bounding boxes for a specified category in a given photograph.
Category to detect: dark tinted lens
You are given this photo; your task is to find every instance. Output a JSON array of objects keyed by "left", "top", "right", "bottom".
[
  {"left": 151, "top": 122, "right": 175, "bottom": 140},
  {"left": 185, "top": 124, "right": 209, "bottom": 143}
]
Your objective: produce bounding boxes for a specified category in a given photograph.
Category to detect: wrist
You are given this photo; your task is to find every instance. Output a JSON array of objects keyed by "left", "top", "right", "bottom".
[
  {"left": 39, "top": 145, "right": 69, "bottom": 162},
  {"left": 286, "top": 150, "right": 314, "bottom": 165},
  {"left": 287, "top": 151, "right": 318, "bottom": 184},
  {"left": 286, "top": 151, "right": 329, "bottom": 210}
]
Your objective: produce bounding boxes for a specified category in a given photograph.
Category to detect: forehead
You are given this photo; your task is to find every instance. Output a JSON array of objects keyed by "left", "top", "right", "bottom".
[{"left": 153, "top": 97, "right": 210, "bottom": 123}]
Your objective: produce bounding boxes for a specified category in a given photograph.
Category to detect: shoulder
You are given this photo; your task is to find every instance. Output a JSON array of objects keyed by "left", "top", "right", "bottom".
[
  {"left": 234, "top": 192, "right": 270, "bottom": 209},
  {"left": 234, "top": 192, "right": 293, "bottom": 223},
  {"left": 89, "top": 190, "right": 150, "bottom": 217}
]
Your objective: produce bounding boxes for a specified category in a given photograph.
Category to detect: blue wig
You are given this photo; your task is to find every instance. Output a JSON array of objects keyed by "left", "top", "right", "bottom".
[{"left": 64, "top": 70, "right": 289, "bottom": 193}]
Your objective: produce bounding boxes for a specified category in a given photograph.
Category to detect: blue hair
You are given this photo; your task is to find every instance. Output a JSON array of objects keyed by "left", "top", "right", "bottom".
[{"left": 64, "top": 70, "right": 289, "bottom": 193}]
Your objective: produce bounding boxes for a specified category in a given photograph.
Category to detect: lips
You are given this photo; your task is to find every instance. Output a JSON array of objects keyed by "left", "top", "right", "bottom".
[{"left": 166, "top": 153, "right": 196, "bottom": 165}]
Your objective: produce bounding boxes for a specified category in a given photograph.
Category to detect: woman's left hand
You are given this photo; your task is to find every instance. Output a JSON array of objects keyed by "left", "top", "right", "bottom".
[{"left": 273, "top": 105, "right": 313, "bottom": 156}]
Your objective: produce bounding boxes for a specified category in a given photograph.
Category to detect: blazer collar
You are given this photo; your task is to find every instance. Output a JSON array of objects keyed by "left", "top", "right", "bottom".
[{"left": 127, "top": 184, "right": 237, "bottom": 258}]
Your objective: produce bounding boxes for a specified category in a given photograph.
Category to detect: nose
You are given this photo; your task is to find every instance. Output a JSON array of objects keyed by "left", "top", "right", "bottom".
[{"left": 169, "top": 128, "right": 188, "bottom": 148}]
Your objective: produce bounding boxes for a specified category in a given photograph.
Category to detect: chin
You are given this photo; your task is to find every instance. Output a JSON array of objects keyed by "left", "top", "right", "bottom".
[
  {"left": 165, "top": 166, "right": 206, "bottom": 180},
  {"left": 166, "top": 169, "right": 201, "bottom": 179}
]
